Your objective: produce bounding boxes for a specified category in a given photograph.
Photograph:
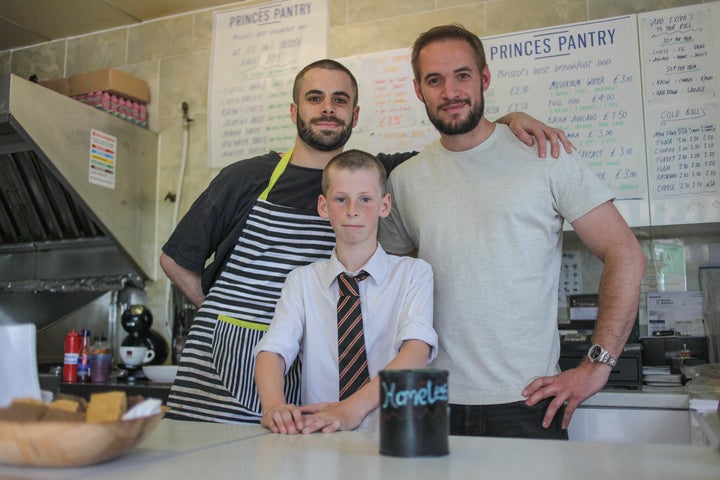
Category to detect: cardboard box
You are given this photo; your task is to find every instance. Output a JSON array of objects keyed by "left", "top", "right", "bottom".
[
  {"left": 68, "top": 68, "right": 149, "bottom": 103},
  {"left": 39, "top": 77, "right": 71, "bottom": 96}
]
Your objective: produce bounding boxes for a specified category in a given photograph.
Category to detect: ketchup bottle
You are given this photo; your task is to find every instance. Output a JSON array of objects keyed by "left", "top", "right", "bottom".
[{"left": 63, "top": 329, "right": 81, "bottom": 383}]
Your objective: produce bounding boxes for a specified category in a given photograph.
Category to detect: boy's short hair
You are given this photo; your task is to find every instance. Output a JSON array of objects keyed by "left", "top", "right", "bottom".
[{"left": 322, "top": 149, "right": 387, "bottom": 195}]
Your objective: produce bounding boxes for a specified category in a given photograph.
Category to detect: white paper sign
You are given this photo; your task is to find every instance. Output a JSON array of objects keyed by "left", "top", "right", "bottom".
[
  {"left": 208, "top": 0, "right": 328, "bottom": 168},
  {"left": 89, "top": 128, "right": 117, "bottom": 189},
  {"left": 647, "top": 290, "right": 705, "bottom": 335}
]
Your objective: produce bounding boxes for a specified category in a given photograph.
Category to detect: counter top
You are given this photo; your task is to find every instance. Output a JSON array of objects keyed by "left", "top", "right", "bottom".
[
  {"left": 1, "top": 420, "right": 718, "bottom": 480},
  {"left": 39, "top": 373, "right": 172, "bottom": 404},
  {"left": 582, "top": 387, "right": 689, "bottom": 409},
  {"left": 57, "top": 379, "right": 171, "bottom": 404}
]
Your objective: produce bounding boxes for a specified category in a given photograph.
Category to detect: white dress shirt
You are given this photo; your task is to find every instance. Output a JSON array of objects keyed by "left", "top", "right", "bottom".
[{"left": 254, "top": 244, "right": 437, "bottom": 431}]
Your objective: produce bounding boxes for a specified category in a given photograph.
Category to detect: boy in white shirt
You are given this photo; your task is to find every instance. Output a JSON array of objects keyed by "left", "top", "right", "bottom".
[{"left": 254, "top": 149, "right": 437, "bottom": 434}]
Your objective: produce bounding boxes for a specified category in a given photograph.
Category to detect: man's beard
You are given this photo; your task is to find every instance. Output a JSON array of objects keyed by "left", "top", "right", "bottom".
[
  {"left": 425, "top": 94, "right": 484, "bottom": 136},
  {"left": 296, "top": 114, "right": 354, "bottom": 152}
]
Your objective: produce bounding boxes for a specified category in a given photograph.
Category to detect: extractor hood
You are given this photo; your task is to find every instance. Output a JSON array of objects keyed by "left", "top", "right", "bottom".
[{"left": 0, "top": 74, "right": 159, "bottom": 284}]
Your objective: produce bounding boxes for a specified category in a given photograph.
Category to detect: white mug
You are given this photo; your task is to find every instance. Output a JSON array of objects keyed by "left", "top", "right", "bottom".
[{"left": 121, "top": 346, "right": 155, "bottom": 367}]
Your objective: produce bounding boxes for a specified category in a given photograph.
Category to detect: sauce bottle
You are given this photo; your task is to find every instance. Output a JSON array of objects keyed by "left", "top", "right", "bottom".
[
  {"left": 62, "top": 329, "right": 81, "bottom": 383},
  {"left": 77, "top": 329, "right": 91, "bottom": 382},
  {"left": 90, "top": 334, "right": 112, "bottom": 383}
]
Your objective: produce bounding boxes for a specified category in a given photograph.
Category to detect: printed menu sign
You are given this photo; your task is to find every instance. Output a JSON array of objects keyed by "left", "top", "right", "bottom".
[
  {"left": 482, "top": 16, "right": 649, "bottom": 227},
  {"left": 344, "top": 16, "right": 651, "bottom": 227},
  {"left": 209, "top": 0, "right": 328, "bottom": 168},
  {"left": 639, "top": 3, "right": 720, "bottom": 225}
]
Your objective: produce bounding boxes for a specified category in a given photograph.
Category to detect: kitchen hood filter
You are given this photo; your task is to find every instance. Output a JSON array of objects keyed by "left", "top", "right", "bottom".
[{"left": 0, "top": 150, "right": 100, "bottom": 243}]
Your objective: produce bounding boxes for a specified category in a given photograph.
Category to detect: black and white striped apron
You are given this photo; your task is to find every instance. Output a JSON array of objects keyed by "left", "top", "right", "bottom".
[{"left": 165, "top": 150, "right": 335, "bottom": 423}]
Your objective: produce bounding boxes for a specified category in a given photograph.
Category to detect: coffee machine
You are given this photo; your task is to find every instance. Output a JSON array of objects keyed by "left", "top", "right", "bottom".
[{"left": 118, "top": 304, "right": 169, "bottom": 380}]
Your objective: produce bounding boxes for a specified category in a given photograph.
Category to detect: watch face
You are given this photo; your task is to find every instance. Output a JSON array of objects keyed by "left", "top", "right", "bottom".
[{"left": 589, "top": 345, "right": 602, "bottom": 360}]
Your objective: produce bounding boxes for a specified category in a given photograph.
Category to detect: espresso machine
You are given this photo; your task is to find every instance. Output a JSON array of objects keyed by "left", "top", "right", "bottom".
[{"left": 118, "top": 304, "right": 169, "bottom": 381}]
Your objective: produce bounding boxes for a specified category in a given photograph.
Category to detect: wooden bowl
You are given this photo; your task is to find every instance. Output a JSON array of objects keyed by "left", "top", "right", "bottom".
[{"left": 0, "top": 413, "right": 162, "bottom": 467}]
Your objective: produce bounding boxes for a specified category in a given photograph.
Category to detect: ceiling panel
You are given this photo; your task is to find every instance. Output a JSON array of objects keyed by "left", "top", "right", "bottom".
[
  {"left": 0, "top": 18, "right": 49, "bottom": 51},
  {"left": 0, "top": 0, "right": 239, "bottom": 52},
  {"left": 2, "top": 0, "right": 138, "bottom": 39},
  {"left": 106, "top": 0, "right": 236, "bottom": 20}
]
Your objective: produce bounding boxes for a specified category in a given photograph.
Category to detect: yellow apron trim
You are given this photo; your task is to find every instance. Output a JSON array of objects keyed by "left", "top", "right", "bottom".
[
  {"left": 217, "top": 314, "right": 269, "bottom": 332},
  {"left": 258, "top": 149, "right": 293, "bottom": 201}
]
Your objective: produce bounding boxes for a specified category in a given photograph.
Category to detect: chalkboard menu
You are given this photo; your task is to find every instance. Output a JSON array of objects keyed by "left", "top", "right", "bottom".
[{"left": 639, "top": 3, "right": 720, "bottom": 226}]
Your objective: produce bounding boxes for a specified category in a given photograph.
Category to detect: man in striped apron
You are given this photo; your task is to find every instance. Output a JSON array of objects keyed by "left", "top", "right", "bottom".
[{"left": 160, "top": 59, "right": 572, "bottom": 424}]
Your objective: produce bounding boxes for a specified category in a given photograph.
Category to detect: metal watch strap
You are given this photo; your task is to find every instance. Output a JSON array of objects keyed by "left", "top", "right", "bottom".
[{"left": 588, "top": 344, "right": 617, "bottom": 368}]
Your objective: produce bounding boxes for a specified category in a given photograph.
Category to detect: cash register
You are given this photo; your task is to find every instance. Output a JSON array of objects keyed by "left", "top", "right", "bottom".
[{"left": 558, "top": 294, "right": 643, "bottom": 389}]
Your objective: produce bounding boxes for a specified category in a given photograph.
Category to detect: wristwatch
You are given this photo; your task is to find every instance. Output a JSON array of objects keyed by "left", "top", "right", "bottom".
[{"left": 587, "top": 344, "right": 617, "bottom": 368}]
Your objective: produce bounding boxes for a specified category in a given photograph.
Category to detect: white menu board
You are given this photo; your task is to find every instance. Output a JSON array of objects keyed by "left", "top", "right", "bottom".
[
  {"left": 340, "top": 49, "right": 438, "bottom": 154},
  {"left": 342, "top": 17, "right": 651, "bottom": 227},
  {"left": 482, "top": 16, "right": 650, "bottom": 227},
  {"left": 208, "top": 0, "right": 328, "bottom": 168},
  {"left": 639, "top": 2, "right": 720, "bottom": 225}
]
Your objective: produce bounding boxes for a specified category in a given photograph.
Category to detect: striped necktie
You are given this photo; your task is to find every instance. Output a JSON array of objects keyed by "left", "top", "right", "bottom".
[{"left": 337, "top": 271, "right": 371, "bottom": 400}]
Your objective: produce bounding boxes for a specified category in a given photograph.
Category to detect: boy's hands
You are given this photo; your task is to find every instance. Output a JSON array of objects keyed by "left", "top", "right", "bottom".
[
  {"left": 298, "top": 401, "right": 366, "bottom": 434},
  {"left": 261, "top": 401, "right": 365, "bottom": 434},
  {"left": 260, "top": 403, "right": 305, "bottom": 434}
]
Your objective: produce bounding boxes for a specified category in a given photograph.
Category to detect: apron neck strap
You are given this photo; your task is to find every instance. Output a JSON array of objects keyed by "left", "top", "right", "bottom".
[{"left": 258, "top": 149, "right": 293, "bottom": 201}]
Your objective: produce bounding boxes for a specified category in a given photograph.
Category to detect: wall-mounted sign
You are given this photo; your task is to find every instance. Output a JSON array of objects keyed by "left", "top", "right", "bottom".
[{"left": 209, "top": 0, "right": 329, "bottom": 168}]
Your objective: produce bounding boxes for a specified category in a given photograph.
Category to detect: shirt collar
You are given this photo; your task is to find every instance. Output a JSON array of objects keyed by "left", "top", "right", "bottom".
[{"left": 319, "top": 243, "right": 389, "bottom": 289}]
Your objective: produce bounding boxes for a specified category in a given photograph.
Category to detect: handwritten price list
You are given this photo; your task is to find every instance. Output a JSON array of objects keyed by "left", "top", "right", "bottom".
[
  {"left": 209, "top": 1, "right": 328, "bottom": 167},
  {"left": 650, "top": 116, "right": 717, "bottom": 196},
  {"left": 340, "top": 49, "right": 438, "bottom": 154},
  {"left": 640, "top": 6, "right": 719, "bottom": 207}
]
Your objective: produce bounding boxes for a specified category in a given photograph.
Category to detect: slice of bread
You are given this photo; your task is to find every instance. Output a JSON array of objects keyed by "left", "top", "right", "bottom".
[
  {"left": 48, "top": 399, "right": 81, "bottom": 412},
  {"left": 40, "top": 398, "right": 85, "bottom": 422},
  {"left": 0, "top": 397, "right": 47, "bottom": 422},
  {"left": 85, "top": 391, "right": 127, "bottom": 423}
]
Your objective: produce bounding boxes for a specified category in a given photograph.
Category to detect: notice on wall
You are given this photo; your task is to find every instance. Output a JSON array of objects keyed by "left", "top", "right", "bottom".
[
  {"left": 89, "top": 128, "right": 116, "bottom": 189},
  {"left": 482, "top": 16, "right": 649, "bottom": 227},
  {"left": 647, "top": 291, "right": 705, "bottom": 336},
  {"left": 341, "top": 48, "right": 438, "bottom": 155},
  {"left": 208, "top": 0, "right": 328, "bottom": 168},
  {"left": 558, "top": 250, "right": 583, "bottom": 309},
  {"left": 639, "top": 3, "right": 720, "bottom": 225}
]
